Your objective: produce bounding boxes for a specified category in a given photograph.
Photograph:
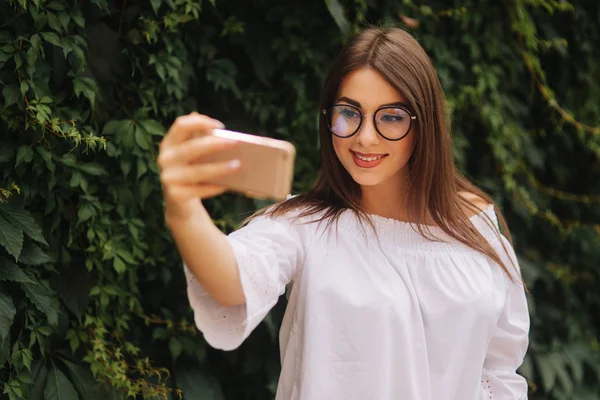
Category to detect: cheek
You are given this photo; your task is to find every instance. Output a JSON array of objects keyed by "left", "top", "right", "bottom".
[{"left": 389, "top": 134, "right": 416, "bottom": 165}]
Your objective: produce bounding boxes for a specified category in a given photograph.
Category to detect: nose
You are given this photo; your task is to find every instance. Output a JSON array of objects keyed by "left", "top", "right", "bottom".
[{"left": 356, "top": 117, "right": 380, "bottom": 147}]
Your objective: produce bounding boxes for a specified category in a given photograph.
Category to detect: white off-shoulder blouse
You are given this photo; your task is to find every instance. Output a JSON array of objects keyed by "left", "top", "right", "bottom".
[{"left": 184, "top": 205, "right": 530, "bottom": 400}]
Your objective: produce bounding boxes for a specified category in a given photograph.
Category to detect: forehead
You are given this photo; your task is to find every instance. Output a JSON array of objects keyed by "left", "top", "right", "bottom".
[{"left": 337, "top": 68, "right": 407, "bottom": 107}]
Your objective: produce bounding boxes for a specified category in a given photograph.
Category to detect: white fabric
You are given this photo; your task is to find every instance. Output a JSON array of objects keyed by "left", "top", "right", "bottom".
[{"left": 184, "top": 205, "right": 529, "bottom": 400}]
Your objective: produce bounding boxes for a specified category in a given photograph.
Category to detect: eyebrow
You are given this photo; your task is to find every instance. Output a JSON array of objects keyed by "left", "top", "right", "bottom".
[{"left": 337, "top": 96, "right": 409, "bottom": 109}]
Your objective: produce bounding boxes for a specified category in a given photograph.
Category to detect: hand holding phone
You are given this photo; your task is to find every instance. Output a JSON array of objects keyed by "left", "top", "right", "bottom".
[
  {"left": 204, "top": 128, "right": 296, "bottom": 201},
  {"left": 158, "top": 114, "right": 244, "bottom": 220},
  {"left": 159, "top": 113, "right": 296, "bottom": 222}
]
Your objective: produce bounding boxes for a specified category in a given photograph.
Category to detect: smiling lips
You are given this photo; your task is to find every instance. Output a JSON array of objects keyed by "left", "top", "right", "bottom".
[{"left": 351, "top": 150, "right": 388, "bottom": 168}]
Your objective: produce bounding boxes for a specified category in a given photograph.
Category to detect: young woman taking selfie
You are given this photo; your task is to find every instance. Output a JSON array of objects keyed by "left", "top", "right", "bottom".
[{"left": 158, "top": 28, "right": 530, "bottom": 400}]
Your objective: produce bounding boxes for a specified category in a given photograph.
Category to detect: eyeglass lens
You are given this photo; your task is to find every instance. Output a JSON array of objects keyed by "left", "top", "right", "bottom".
[{"left": 327, "top": 105, "right": 412, "bottom": 140}]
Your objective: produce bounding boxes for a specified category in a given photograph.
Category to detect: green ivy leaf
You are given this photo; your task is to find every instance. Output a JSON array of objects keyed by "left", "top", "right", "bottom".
[
  {"left": 26, "top": 48, "right": 37, "bottom": 70},
  {"left": 77, "top": 203, "right": 96, "bottom": 223},
  {"left": 120, "top": 159, "right": 132, "bottom": 176},
  {"left": 169, "top": 337, "right": 182, "bottom": 359},
  {"left": 14, "top": 52, "right": 23, "bottom": 69},
  {"left": 73, "top": 77, "right": 97, "bottom": 107},
  {"left": 21, "top": 282, "right": 59, "bottom": 326},
  {"left": 134, "top": 126, "right": 152, "bottom": 150},
  {"left": 324, "top": 0, "right": 350, "bottom": 34},
  {"left": 102, "top": 120, "right": 130, "bottom": 136},
  {"left": 564, "top": 345, "right": 585, "bottom": 383},
  {"left": 0, "top": 203, "right": 48, "bottom": 246},
  {"left": 47, "top": 13, "right": 63, "bottom": 33},
  {"left": 138, "top": 119, "right": 165, "bottom": 136},
  {"left": 59, "top": 153, "right": 77, "bottom": 167},
  {"left": 536, "top": 353, "right": 557, "bottom": 392},
  {"left": 116, "top": 249, "right": 136, "bottom": 264},
  {"left": 29, "top": 361, "right": 49, "bottom": 400},
  {"left": 90, "top": 0, "right": 108, "bottom": 10},
  {"left": 113, "top": 256, "right": 126, "bottom": 274},
  {"left": 115, "top": 120, "right": 136, "bottom": 149},
  {"left": 71, "top": 9, "right": 85, "bottom": 28},
  {"left": 2, "top": 84, "right": 20, "bottom": 107},
  {"left": 46, "top": 1, "right": 66, "bottom": 11},
  {"left": 0, "top": 213, "right": 24, "bottom": 260},
  {"left": 44, "top": 364, "right": 79, "bottom": 400},
  {"left": 0, "top": 290, "right": 16, "bottom": 344},
  {"left": 139, "top": 176, "right": 154, "bottom": 203},
  {"left": 37, "top": 146, "right": 54, "bottom": 171},
  {"left": 15, "top": 145, "right": 34, "bottom": 167},
  {"left": 21, "top": 348, "right": 33, "bottom": 370},
  {"left": 136, "top": 157, "right": 148, "bottom": 179},
  {"left": 551, "top": 352, "right": 573, "bottom": 394},
  {"left": 58, "top": 11, "right": 70, "bottom": 31},
  {"left": 0, "top": 51, "right": 12, "bottom": 63},
  {"left": 0, "top": 330, "right": 10, "bottom": 367},
  {"left": 18, "top": 242, "right": 53, "bottom": 265},
  {"left": 150, "top": 0, "right": 162, "bottom": 14},
  {"left": 0, "top": 258, "right": 35, "bottom": 283},
  {"left": 62, "top": 360, "right": 107, "bottom": 400},
  {"left": 40, "top": 32, "right": 62, "bottom": 47},
  {"left": 20, "top": 80, "right": 29, "bottom": 96},
  {"left": 69, "top": 170, "right": 83, "bottom": 189},
  {"left": 66, "top": 329, "right": 79, "bottom": 352},
  {"left": 78, "top": 163, "right": 108, "bottom": 176}
]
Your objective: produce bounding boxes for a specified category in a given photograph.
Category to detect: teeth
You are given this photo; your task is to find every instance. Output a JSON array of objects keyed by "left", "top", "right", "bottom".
[{"left": 355, "top": 153, "right": 384, "bottom": 162}]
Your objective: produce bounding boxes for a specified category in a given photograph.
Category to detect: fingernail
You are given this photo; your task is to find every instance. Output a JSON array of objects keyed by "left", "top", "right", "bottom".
[
  {"left": 230, "top": 159, "right": 241, "bottom": 169},
  {"left": 213, "top": 120, "right": 225, "bottom": 129}
]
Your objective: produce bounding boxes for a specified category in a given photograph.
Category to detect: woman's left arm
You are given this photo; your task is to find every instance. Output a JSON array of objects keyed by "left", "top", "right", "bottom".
[{"left": 482, "top": 234, "right": 530, "bottom": 399}]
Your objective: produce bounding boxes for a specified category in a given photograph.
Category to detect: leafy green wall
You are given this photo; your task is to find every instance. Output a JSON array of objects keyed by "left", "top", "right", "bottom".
[{"left": 0, "top": 0, "right": 599, "bottom": 399}]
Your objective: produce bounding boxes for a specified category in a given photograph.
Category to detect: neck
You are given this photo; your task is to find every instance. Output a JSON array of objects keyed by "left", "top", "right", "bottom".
[{"left": 359, "top": 172, "right": 410, "bottom": 221}]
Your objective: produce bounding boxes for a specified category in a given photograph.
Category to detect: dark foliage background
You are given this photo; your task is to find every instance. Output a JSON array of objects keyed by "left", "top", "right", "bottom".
[{"left": 0, "top": 0, "right": 599, "bottom": 399}]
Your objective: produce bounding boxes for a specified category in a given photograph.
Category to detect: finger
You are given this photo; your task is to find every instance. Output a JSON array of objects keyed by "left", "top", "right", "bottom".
[
  {"left": 161, "top": 159, "right": 241, "bottom": 186},
  {"left": 158, "top": 135, "right": 238, "bottom": 169},
  {"left": 165, "top": 184, "right": 228, "bottom": 202},
  {"left": 161, "top": 113, "right": 225, "bottom": 148}
]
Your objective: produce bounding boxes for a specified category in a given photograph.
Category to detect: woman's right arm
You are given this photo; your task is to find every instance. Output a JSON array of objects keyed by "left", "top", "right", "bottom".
[
  {"left": 158, "top": 113, "right": 245, "bottom": 307},
  {"left": 159, "top": 113, "right": 303, "bottom": 351}
]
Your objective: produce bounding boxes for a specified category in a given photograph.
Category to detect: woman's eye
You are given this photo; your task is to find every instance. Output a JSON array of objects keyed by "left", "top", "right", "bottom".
[
  {"left": 379, "top": 108, "right": 408, "bottom": 123},
  {"left": 381, "top": 114, "right": 404, "bottom": 122},
  {"left": 341, "top": 109, "right": 358, "bottom": 118}
]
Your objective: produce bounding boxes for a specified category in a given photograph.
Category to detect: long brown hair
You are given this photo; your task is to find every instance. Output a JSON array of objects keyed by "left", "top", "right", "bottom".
[{"left": 251, "top": 27, "right": 519, "bottom": 281}]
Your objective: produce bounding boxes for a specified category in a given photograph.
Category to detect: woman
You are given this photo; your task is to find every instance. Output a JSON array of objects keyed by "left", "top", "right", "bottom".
[{"left": 158, "top": 28, "right": 529, "bottom": 399}]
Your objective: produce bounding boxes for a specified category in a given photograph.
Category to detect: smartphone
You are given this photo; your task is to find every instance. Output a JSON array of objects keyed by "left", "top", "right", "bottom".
[{"left": 203, "top": 128, "right": 296, "bottom": 201}]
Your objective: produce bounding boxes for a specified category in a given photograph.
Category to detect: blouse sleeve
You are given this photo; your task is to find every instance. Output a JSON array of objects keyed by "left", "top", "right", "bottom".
[
  {"left": 481, "top": 220, "right": 530, "bottom": 399},
  {"left": 184, "top": 214, "right": 304, "bottom": 351}
]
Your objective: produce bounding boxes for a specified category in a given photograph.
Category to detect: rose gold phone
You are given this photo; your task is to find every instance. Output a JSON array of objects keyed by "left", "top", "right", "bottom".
[{"left": 204, "top": 128, "right": 296, "bottom": 201}]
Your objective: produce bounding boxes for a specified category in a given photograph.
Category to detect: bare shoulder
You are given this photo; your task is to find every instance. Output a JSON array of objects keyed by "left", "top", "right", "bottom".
[{"left": 458, "top": 191, "right": 492, "bottom": 218}]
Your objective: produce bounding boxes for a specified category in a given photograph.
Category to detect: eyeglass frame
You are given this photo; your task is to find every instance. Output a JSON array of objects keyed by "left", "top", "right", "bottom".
[{"left": 322, "top": 103, "right": 417, "bottom": 141}]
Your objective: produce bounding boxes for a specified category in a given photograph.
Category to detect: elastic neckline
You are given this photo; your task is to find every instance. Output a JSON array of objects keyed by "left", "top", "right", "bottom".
[{"left": 335, "top": 205, "right": 501, "bottom": 251}]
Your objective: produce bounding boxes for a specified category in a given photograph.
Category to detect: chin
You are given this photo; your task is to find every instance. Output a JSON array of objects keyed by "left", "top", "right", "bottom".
[{"left": 347, "top": 171, "right": 389, "bottom": 187}]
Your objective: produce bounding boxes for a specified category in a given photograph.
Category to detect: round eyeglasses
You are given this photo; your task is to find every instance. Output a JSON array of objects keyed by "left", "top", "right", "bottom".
[{"left": 323, "top": 104, "right": 417, "bottom": 141}]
